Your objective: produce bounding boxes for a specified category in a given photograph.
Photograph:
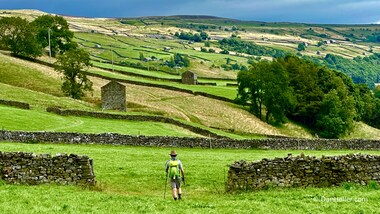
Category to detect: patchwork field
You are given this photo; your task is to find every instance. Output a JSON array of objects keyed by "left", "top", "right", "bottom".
[
  {"left": 1, "top": 9, "right": 380, "bottom": 213},
  {"left": 0, "top": 51, "right": 315, "bottom": 138}
]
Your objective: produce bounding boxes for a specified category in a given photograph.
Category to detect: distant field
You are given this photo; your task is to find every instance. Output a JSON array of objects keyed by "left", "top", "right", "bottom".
[
  {"left": 91, "top": 61, "right": 180, "bottom": 79},
  {"left": 74, "top": 32, "right": 247, "bottom": 79},
  {"left": 88, "top": 68, "right": 238, "bottom": 100},
  {"left": 0, "top": 142, "right": 379, "bottom": 213}
]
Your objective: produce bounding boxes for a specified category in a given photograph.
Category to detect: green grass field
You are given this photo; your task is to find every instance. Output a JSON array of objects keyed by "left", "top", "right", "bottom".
[
  {"left": 0, "top": 142, "right": 379, "bottom": 213},
  {"left": 0, "top": 105, "right": 201, "bottom": 137},
  {"left": 0, "top": 105, "right": 263, "bottom": 139},
  {"left": 0, "top": 83, "right": 94, "bottom": 110}
]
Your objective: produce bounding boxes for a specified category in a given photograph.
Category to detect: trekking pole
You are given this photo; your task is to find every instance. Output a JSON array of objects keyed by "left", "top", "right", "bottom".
[
  {"left": 182, "top": 176, "right": 186, "bottom": 198},
  {"left": 164, "top": 173, "right": 168, "bottom": 199}
]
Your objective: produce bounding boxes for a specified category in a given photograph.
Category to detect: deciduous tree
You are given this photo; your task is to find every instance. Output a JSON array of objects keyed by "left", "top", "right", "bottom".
[
  {"left": 54, "top": 49, "right": 92, "bottom": 99},
  {"left": 237, "top": 60, "right": 296, "bottom": 123},
  {"left": 316, "top": 89, "right": 355, "bottom": 138},
  {"left": 0, "top": 17, "right": 42, "bottom": 57},
  {"left": 32, "top": 15, "right": 75, "bottom": 56}
]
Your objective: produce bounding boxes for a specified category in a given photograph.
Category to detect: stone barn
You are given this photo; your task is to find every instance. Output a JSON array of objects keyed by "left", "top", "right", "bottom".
[
  {"left": 101, "top": 81, "right": 126, "bottom": 111},
  {"left": 181, "top": 70, "right": 197, "bottom": 85}
]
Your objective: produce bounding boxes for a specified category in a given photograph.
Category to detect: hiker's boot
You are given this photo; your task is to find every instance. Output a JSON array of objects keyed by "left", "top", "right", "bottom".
[{"left": 178, "top": 194, "right": 182, "bottom": 200}]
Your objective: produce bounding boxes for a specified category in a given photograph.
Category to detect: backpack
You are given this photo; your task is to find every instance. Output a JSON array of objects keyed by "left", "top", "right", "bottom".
[{"left": 168, "top": 160, "right": 180, "bottom": 179}]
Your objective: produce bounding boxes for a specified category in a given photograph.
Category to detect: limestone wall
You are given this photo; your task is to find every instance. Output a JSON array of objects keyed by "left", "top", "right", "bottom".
[
  {"left": 226, "top": 154, "right": 380, "bottom": 191},
  {"left": 0, "top": 99, "right": 30, "bottom": 109},
  {"left": 0, "top": 151, "right": 95, "bottom": 185},
  {"left": 3, "top": 130, "right": 380, "bottom": 150}
]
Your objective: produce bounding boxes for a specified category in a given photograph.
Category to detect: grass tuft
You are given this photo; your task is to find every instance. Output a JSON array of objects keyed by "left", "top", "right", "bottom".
[{"left": 367, "top": 181, "right": 379, "bottom": 190}]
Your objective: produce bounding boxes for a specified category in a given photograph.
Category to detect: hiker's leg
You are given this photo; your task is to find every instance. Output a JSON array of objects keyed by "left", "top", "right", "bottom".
[
  {"left": 172, "top": 188, "right": 178, "bottom": 200},
  {"left": 177, "top": 179, "right": 182, "bottom": 199},
  {"left": 170, "top": 180, "right": 178, "bottom": 200},
  {"left": 178, "top": 187, "right": 182, "bottom": 199},
  {"left": 178, "top": 187, "right": 182, "bottom": 195}
]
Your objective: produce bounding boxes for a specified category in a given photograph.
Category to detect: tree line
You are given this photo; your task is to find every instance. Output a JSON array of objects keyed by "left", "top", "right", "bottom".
[
  {"left": 237, "top": 55, "right": 380, "bottom": 138},
  {"left": 174, "top": 31, "right": 209, "bottom": 42},
  {"left": 218, "top": 37, "right": 287, "bottom": 58},
  {"left": 0, "top": 15, "right": 92, "bottom": 99},
  {"left": 303, "top": 53, "right": 380, "bottom": 89}
]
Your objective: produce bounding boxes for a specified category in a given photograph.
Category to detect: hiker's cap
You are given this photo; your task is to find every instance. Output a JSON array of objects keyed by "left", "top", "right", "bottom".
[{"left": 169, "top": 150, "right": 177, "bottom": 156}]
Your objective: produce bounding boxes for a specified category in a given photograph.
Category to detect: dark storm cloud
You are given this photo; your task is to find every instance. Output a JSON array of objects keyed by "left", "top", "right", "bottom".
[{"left": 1, "top": 0, "right": 379, "bottom": 24}]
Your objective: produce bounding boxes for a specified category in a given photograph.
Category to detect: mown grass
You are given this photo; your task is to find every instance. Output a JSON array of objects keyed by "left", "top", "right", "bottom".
[
  {"left": 93, "top": 61, "right": 237, "bottom": 87},
  {"left": 0, "top": 105, "right": 260, "bottom": 139},
  {"left": 0, "top": 142, "right": 379, "bottom": 213},
  {"left": 0, "top": 83, "right": 94, "bottom": 110},
  {"left": 0, "top": 105, "right": 202, "bottom": 137},
  {"left": 92, "top": 61, "right": 180, "bottom": 79}
]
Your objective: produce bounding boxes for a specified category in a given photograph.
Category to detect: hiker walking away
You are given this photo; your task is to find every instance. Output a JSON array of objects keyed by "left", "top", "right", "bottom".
[{"left": 165, "top": 150, "right": 185, "bottom": 201}]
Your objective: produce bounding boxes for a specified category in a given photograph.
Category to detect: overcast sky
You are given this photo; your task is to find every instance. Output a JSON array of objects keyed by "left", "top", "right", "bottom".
[{"left": 1, "top": 0, "right": 380, "bottom": 24}]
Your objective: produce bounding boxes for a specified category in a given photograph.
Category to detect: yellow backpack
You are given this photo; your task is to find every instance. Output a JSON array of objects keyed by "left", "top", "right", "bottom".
[{"left": 169, "top": 160, "right": 180, "bottom": 179}]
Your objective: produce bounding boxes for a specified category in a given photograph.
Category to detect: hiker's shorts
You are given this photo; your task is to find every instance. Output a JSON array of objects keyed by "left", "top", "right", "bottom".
[{"left": 170, "top": 178, "right": 181, "bottom": 189}]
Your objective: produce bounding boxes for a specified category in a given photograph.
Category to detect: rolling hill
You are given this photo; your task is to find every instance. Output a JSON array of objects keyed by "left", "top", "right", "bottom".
[{"left": 1, "top": 9, "right": 380, "bottom": 139}]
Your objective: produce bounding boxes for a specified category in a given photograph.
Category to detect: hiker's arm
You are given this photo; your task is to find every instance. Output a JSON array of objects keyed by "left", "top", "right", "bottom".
[
  {"left": 179, "top": 161, "right": 185, "bottom": 177},
  {"left": 181, "top": 168, "right": 185, "bottom": 178}
]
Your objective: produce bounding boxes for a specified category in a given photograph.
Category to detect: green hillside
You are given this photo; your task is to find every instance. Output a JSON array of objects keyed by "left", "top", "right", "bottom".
[
  {"left": 2, "top": 10, "right": 380, "bottom": 139},
  {"left": 0, "top": 52, "right": 292, "bottom": 138},
  {"left": 2, "top": 9, "right": 380, "bottom": 214},
  {"left": 0, "top": 105, "right": 202, "bottom": 137}
]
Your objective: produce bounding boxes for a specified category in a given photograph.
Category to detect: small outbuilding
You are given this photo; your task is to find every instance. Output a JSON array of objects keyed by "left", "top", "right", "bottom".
[
  {"left": 101, "top": 81, "right": 126, "bottom": 111},
  {"left": 181, "top": 71, "right": 197, "bottom": 85}
]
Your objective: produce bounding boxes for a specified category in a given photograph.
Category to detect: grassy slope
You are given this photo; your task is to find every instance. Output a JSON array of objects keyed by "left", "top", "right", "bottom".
[
  {"left": 0, "top": 54, "right": 94, "bottom": 110},
  {"left": 0, "top": 47, "right": 375, "bottom": 139},
  {"left": 0, "top": 83, "right": 93, "bottom": 110},
  {"left": 0, "top": 53, "right": 282, "bottom": 138},
  {"left": 89, "top": 75, "right": 289, "bottom": 137},
  {"left": 0, "top": 142, "right": 379, "bottom": 213},
  {"left": 0, "top": 105, "right": 201, "bottom": 137},
  {"left": 1, "top": 10, "right": 380, "bottom": 139},
  {"left": 0, "top": 53, "right": 62, "bottom": 96},
  {"left": 0, "top": 48, "right": 285, "bottom": 137}
]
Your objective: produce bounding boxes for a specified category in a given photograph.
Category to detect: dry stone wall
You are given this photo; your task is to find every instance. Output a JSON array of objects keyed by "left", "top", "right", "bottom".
[
  {"left": 0, "top": 151, "right": 95, "bottom": 185},
  {"left": 227, "top": 154, "right": 380, "bottom": 192},
  {"left": 0, "top": 99, "right": 30, "bottom": 109},
  {"left": 3, "top": 130, "right": 380, "bottom": 150}
]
